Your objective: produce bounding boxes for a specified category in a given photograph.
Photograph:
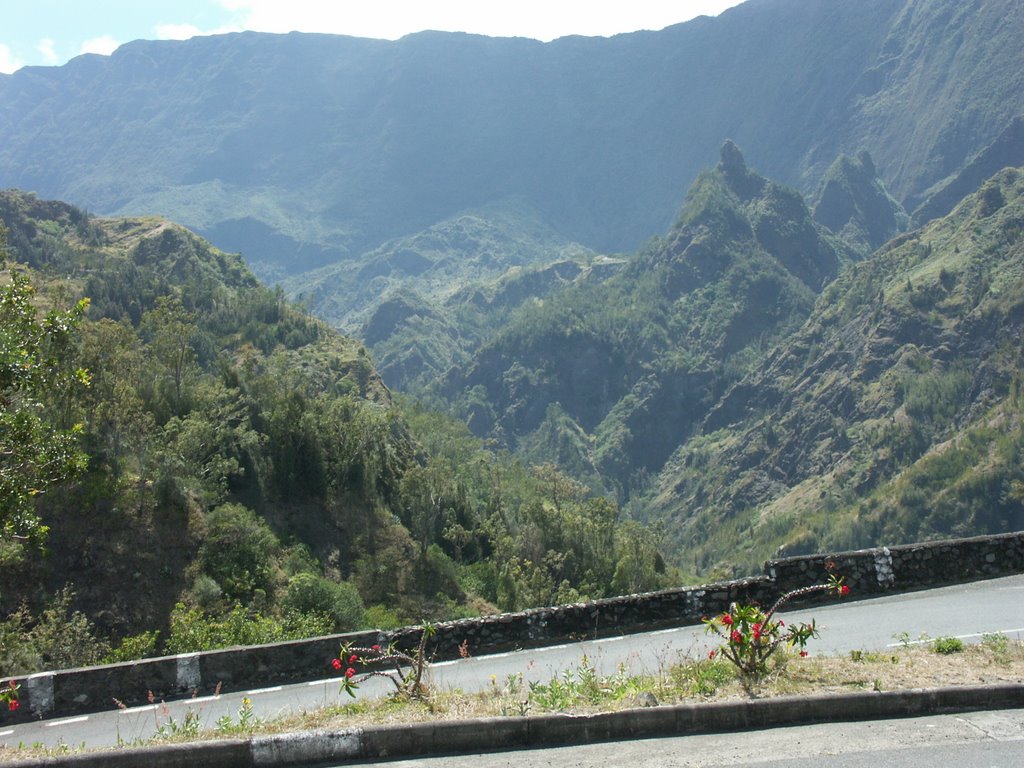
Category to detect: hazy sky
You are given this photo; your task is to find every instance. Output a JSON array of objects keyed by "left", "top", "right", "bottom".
[{"left": 0, "top": 0, "right": 745, "bottom": 73}]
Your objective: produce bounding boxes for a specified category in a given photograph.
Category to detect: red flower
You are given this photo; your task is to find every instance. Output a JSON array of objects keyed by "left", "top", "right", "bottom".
[
  {"left": 778, "top": 620, "right": 785, "bottom": 627},
  {"left": 752, "top": 623, "right": 762, "bottom": 640},
  {"left": 731, "top": 630, "right": 743, "bottom": 644},
  {"left": 799, "top": 650, "right": 808, "bottom": 658},
  {"left": 372, "top": 644, "right": 381, "bottom": 652},
  {"left": 331, "top": 658, "right": 342, "bottom": 671},
  {"left": 721, "top": 614, "right": 734, "bottom": 626},
  {"left": 349, "top": 654, "right": 358, "bottom": 663},
  {"left": 840, "top": 584, "right": 850, "bottom": 596},
  {"left": 345, "top": 667, "right": 356, "bottom": 678},
  {"left": 7, "top": 700, "right": 18, "bottom": 712},
  {"left": 708, "top": 649, "right": 716, "bottom": 659}
]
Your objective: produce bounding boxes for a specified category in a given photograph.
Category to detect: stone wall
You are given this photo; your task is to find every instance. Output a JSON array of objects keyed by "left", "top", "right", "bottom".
[
  {"left": 8, "top": 530, "right": 1024, "bottom": 723},
  {"left": 766, "top": 530, "right": 1024, "bottom": 595}
]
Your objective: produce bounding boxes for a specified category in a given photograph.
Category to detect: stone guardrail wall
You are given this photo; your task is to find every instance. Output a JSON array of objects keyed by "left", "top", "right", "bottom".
[{"left": 7, "top": 530, "right": 1024, "bottom": 724}]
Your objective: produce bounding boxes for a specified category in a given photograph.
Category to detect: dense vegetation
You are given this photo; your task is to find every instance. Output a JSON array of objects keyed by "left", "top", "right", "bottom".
[
  {"left": 642, "top": 168, "right": 1024, "bottom": 575},
  {"left": 1, "top": 0, "right": 1023, "bottom": 678},
  {"left": 434, "top": 142, "right": 849, "bottom": 499},
  {"left": 370, "top": 147, "right": 1024, "bottom": 582},
  {"left": 0, "top": 192, "right": 671, "bottom": 674}
]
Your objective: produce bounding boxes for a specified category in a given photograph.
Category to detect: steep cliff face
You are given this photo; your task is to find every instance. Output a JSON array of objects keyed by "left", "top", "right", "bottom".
[
  {"left": 812, "top": 150, "right": 910, "bottom": 255},
  {"left": 912, "top": 116, "right": 1024, "bottom": 226},
  {"left": 440, "top": 143, "right": 843, "bottom": 494},
  {"left": 645, "top": 167, "right": 1024, "bottom": 575},
  {"left": 0, "top": 0, "right": 1021, "bottom": 286}
]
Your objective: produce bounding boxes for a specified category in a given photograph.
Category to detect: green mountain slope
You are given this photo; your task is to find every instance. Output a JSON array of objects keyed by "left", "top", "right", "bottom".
[
  {"left": 0, "top": 191, "right": 678, "bottom": 670},
  {"left": 811, "top": 150, "right": 910, "bottom": 255},
  {"left": 363, "top": 257, "right": 624, "bottom": 396},
  {"left": 0, "top": 0, "right": 1021, "bottom": 286},
  {"left": 0, "top": 190, "right": 400, "bottom": 643},
  {"left": 284, "top": 198, "right": 595, "bottom": 333},
  {"left": 440, "top": 142, "right": 846, "bottom": 496},
  {"left": 643, "top": 168, "right": 1024, "bottom": 576},
  {"left": 912, "top": 115, "right": 1024, "bottom": 226}
]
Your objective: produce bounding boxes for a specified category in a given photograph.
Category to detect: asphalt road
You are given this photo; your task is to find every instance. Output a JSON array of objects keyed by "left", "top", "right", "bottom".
[
  {"left": 342, "top": 707, "right": 1024, "bottom": 768},
  {"left": 3, "top": 574, "right": 1023, "bottom": 750}
]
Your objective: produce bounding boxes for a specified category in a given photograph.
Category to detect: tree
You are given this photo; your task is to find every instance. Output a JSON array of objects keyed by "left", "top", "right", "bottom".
[
  {"left": 0, "top": 228, "right": 89, "bottom": 544},
  {"left": 140, "top": 294, "right": 197, "bottom": 419}
]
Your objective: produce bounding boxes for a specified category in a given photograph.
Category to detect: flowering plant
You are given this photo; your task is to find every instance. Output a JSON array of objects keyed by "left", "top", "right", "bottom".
[
  {"left": 331, "top": 623, "right": 436, "bottom": 701},
  {"left": 1, "top": 680, "right": 20, "bottom": 713},
  {"left": 703, "top": 574, "right": 850, "bottom": 688}
]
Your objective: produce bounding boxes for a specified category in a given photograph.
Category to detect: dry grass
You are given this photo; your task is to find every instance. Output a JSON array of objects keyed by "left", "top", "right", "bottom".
[
  {"left": 262, "top": 634, "right": 1024, "bottom": 734},
  {"left": 6, "top": 635, "right": 1023, "bottom": 761}
]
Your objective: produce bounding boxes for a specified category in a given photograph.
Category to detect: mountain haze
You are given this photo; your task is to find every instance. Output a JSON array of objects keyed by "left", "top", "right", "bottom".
[
  {"left": 436, "top": 142, "right": 847, "bottom": 495},
  {"left": 0, "top": 0, "right": 1021, "bottom": 289}
]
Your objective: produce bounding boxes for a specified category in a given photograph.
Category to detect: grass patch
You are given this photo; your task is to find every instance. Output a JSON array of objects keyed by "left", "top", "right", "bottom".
[{"left": 9, "top": 638, "right": 1024, "bottom": 760}]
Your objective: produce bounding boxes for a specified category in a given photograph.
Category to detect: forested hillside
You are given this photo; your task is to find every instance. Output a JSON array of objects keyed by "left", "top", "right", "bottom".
[
  {"left": 0, "top": 192, "right": 670, "bottom": 673},
  {"left": 644, "top": 167, "right": 1024, "bottom": 576},
  {"left": 437, "top": 142, "right": 851, "bottom": 497},
  {"left": 1, "top": 0, "right": 1023, "bottom": 673}
]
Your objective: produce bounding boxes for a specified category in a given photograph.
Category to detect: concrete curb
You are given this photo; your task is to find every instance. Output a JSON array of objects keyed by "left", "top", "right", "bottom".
[{"left": 8, "top": 683, "right": 1024, "bottom": 767}]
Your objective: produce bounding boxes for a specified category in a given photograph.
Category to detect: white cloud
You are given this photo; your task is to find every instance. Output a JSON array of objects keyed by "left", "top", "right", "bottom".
[
  {"left": 0, "top": 43, "right": 24, "bottom": 74},
  {"left": 155, "top": 23, "right": 203, "bottom": 41},
  {"left": 37, "top": 38, "right": 59, "bottom": 65},
  {"left": 79, "top": 35, "right": 120, "bottom": 57}
]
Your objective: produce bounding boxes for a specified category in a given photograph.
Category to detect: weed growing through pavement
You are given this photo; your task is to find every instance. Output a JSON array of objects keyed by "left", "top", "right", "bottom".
[
  {"left": 932, "top": 636, "right": 966, "bottom": 654},
  {"left": 981, "top": 632, "right": 1012, "bottom": 663}
]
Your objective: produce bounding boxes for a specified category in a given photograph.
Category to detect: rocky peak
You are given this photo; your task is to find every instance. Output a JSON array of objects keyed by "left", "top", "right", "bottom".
[{"left": 812, "top": 151, "right": 909, "bottom": 255}]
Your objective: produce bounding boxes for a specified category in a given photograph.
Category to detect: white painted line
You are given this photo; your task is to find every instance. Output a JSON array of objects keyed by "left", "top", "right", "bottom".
[
  {"left": 245, "top": 685, "right": 283, "bottom": 695},
  {"left": 45, "top": 715, "right": 88, "bottom": 727},
  {"left": 0, "top": 729, "right": 13, "bottom": 736},
  {"left": 120, "top": 704, "right": 159, "bottom": 714},
  {"left": 187, "top": 695, "right": 220, "bottom": 704},
  {"left": 469, "top": 643, "right": 570, "bottom": 663},
  {"left": 886, "top": 628, "right": 1024, "bottom": 647},
  {"left": 308, "top": 679, "right": 330, "bottom": 686}
]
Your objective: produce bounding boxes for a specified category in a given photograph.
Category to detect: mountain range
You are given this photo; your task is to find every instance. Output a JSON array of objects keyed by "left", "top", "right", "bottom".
[
  {"left": 1, "top": 0, "right": 1023, "bottom": 592},
  {"left": 1, "top": 0, "right": 1022, "bottom": 286}
]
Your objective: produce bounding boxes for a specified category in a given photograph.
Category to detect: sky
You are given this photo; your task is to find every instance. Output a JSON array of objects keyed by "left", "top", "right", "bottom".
[{"left": 0, "top": 0, "right": 745, "bottom": 74}]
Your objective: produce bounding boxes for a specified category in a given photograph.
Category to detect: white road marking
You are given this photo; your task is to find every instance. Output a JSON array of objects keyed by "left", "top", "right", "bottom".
[
  {"left": 120, "top": 703, "right": 158, "bottom": 714},
  {"left": 245, "top": 685, "right": 283, "bottom": 695},
  {"left": 45, "top": 715, "right": 88, "bottom": 727},
  {"left": 886, "top": 628, "right": 1024, "bottom": 647}
]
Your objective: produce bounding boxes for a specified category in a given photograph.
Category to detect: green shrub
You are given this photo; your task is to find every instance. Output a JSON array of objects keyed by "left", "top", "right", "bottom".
[
  {"left": 0, "top": 588, "right": 110, "bottom": 673},
  {"left": 932, "top": 636, "right": 965, "bottom": 654},
  {"left": 363, "top": 604, "right": 403, "bottom": 630},
  {"left": 167, "top": 603, "right": 289, "bottom": 653},
  {"left": 198, "top": 503, "right": 282, "bottom": 603},
  {"left": 103, "top": 631, "right": 160, "bottom": 664},
  {"left": 280, "top": 573, "right": 366, "bottom": 632},
  {"left": 190, "top": 575, "right": 223, "bottom": 610}
]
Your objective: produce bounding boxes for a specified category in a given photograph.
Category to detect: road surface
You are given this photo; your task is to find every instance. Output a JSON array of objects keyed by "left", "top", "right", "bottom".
[
  {"left": 336, "top": 707, "right": 1024, "bottom": 768},
  {"left": 3, "top": 574, "right": 1023, "bottom": 750}
]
